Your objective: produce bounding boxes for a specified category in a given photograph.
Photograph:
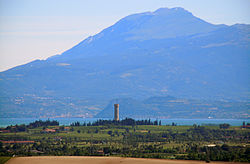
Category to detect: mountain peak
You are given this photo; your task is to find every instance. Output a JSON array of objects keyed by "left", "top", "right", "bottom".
[
  {"left": 105, "top": 7, "right": 217, "bottom": 41},
  {"left": 55, "top": 7, "right": 223, "bottom": 60},
  {"left": 153, "top": 7, "right": 191, "bottom": 15}
]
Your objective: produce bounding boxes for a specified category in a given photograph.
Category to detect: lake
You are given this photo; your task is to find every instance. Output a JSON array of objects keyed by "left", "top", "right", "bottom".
[{"left": 0, "top": 117, "right": 248, "bottom": 127}]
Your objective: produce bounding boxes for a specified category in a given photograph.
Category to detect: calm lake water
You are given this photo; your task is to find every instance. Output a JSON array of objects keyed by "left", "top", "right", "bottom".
[{"left": 0, "top": 117, "right": 248, "bottom": 127}]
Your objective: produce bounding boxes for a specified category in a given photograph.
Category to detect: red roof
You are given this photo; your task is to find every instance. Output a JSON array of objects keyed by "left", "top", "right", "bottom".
[
  {"left": 0, "top": 130, "right": 11, "bottom": 133},
  {"left": 44, "top": 128, "right": 56, "bottom": 132}
]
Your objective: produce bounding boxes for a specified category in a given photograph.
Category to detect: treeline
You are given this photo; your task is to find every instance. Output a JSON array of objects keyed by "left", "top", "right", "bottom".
[
  {"left": 70, "top": 118, "right": 232, "bottom": 128},
  {"left": 2, "top": 120, "right": 59, "bottom": 132},
  {"left": 27, "top": 120, "right": 59, "bottom": 128},
  {"left": 71, "top": 118, "right": 162, "bottom": 126}
]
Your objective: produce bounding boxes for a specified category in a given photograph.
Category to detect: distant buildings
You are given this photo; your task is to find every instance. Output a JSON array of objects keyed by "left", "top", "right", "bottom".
[
  {"left": 44, "top": 128, "right": 56, "bottom": 133},
  {"left": 206, "top": 144, "right": 216, "bottom": 147},
  {"left": 114, "top": 104, "right": 119, "bottom": 121},
  {"left": 0, "top": 130, "right": 11, "bottom": 133}
]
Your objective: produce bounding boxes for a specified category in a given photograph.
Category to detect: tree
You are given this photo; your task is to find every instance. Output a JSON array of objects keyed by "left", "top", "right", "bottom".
[
  {"left": 108, "top": 131, "right": 113, "bottom": 136},
  {"left": 154, "top": 120, "right": 158, "bottom": 125},
  {"left": 172, "top": 122, "right": 177, "bottom": 126},
  {"left": 219, "top": 123, "right": 230, "bottom": 129},
  {"left": 59, "top": 126, "right": 65, "bottom": 131}
]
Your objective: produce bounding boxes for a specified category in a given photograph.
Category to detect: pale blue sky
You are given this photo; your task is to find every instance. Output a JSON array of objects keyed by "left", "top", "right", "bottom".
[{"left": 0, "top": 0, "right": 249, "bottom": 71}]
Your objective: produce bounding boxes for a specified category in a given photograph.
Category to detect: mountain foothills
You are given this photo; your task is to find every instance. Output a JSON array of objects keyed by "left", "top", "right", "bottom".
[
  {"left": 96, "top": 96, "right": 249, "bottom": 119},
  {"left": 0, "top": 8, "right": 249, "bottom": 118}
]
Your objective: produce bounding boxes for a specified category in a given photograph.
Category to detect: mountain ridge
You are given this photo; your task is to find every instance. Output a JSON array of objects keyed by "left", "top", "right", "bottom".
[
  {"left": 0, "top": 7, "right": 249, "bottom": 118},
  {"left": 95, "top": 96, "right": 249, "bottom": 119},
  {"left": 47, "top": 7, "right": 227, "bottom": 61}
]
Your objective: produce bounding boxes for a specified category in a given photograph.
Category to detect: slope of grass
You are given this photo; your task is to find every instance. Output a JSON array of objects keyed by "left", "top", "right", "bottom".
[{"left": 0, "top": 157, "right": 11, "bottom": 164}]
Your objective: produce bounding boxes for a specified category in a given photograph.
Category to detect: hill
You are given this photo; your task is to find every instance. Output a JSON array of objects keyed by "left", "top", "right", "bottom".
[{"left": 95, "top": 96, "right": 249, "bottom": 119}]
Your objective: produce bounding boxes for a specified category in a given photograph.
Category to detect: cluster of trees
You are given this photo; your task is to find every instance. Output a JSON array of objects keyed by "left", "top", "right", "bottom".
[
  {"left": 176, "top": 144, "right": 250, "bottom": 162},
  {"left": 219, "top": 123, "right": 230, "bottom": 129},
  {"left": 4, "top": 124, "right": 27, "bottom": 132},
  {"left": 71, "top": 118, "right": 162, "bottom": 126},
  {"left": 2, "top": 120, "right": 59, "bottom": 132},
  {"left": 121, "top": 126, "right": 248, "bottom": 143},
  {"left": 27, "top": 120, "right": 59, "bottom": 128}
]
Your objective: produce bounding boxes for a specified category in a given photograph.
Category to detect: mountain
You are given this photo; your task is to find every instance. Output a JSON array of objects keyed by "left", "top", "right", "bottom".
[
  {"left": 0, "top": 7, "right": 249, "bottom": 118},
  {"left": 95, "top": 98, "right": 158, "bottom": 119},
  {"left": 95, "top": 96, "right": 249, "bottom": 119}
]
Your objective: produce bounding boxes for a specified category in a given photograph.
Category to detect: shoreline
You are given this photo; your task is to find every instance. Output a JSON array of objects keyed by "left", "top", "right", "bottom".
[{"left": 0, "top": 118, "right": 248, "bottom": 128}]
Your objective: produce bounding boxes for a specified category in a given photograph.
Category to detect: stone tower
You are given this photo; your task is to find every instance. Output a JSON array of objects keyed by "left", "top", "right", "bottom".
[{"left": 114, "top": 104, "right": 119, "bottom": 121}]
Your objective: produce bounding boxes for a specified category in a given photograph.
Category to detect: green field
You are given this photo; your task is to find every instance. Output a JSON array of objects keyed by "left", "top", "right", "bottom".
[
  {"left": 0, "top": 122, "right": 249, "bottom": 162},
  {"left": 0, "top": 156, "right": 11, "bottom": 164}
]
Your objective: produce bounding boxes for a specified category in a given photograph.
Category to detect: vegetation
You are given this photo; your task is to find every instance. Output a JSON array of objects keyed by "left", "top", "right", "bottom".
[
  {"left": 3, "top": 120, "right": 59, "bottom": 133},
  {"left": 219, "top": 123, "right": 230, "bottom": 129},
  {"left": 0, "top": 119, "right": 249, "bottom": 162},
  {"left": 71, "top": 118, "right": 161, "bottom": 126},
  {"left": 0, "top": 156, "right": 11, "bottom": 164}
]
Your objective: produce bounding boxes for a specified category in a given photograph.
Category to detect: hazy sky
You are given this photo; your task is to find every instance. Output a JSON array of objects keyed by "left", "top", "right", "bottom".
[{"left": 0, "top": 0, "right": 249, "bottom": 72}]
